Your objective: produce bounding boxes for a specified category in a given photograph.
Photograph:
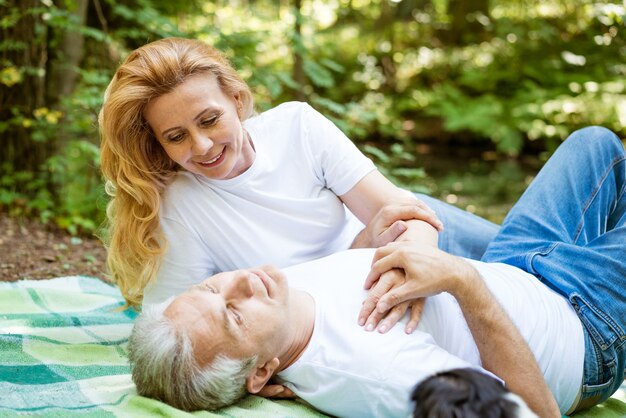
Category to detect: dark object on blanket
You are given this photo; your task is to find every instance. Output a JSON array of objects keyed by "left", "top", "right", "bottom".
[{"left": 411, "top": 368, "right": 530, "bottom": 418}]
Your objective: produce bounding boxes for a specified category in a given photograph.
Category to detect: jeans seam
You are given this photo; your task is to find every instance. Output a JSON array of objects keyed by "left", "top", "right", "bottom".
[
  {"left": 524, "top": 242, "right": 558, "bottom": 276},
  {"left": 573, "top": 154, "right": 626, "bottom": 244},
  {"left": 574, "top": 293, "right": 625, "bottom": 349},
  {"left": 617, "top": 156, "right": 626, "bottom": 207}
]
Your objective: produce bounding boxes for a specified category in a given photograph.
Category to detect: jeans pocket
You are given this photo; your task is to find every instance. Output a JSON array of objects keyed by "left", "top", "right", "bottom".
[
  {"left": 581, "top": 374, "right": 615, "bottom": 395},
  {"left": 577, "top": 373, "right": 616, "bottom": 411},
  {"left": 571, "top": 294, "right": 621, "bottom": 350}
]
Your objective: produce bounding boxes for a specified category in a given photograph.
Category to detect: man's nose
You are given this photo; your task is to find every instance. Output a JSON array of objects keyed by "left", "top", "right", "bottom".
[
  {"left": 225, "top": 272, "right": 255, "bottom": 299},
  {"left": 190, "top": 132, "right": 214, "bottom": 155}
]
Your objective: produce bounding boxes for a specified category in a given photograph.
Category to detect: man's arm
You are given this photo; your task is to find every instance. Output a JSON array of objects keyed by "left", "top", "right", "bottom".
[
  {"left": 359, "top": 243, "right": 561, "bottom": 418},
  {"left": 453, "top": 261, "right": 560, "bottom": 418}
]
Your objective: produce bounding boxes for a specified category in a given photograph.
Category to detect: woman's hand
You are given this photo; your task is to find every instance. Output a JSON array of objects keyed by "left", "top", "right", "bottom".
[
  {"left": 358, "top": 242, "right": 475, "bottom": 332},
  {"left": 350, "top": 198, "right": 443, "bottom": 249}
]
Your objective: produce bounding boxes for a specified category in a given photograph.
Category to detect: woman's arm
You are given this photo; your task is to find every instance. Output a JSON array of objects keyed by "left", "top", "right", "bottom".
[{"left": 340, "top": 170, "right": 442, "bottom": 249}]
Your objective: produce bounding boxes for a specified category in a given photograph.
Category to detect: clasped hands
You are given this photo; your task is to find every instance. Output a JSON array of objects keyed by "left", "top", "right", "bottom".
[
  {"left": 352, "top": 196, "right": 469, "bottom": 335},
  {"left": 358, "top": 242, "right": 473, "bottom": 334}
]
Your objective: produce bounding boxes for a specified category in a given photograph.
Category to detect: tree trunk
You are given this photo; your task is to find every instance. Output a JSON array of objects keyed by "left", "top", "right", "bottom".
[
  {"left": 447, "top": 0, "right": 490, "bottom": 45},
  {"left": 292, "top": 0, "right": 306, "bottom": 101},
  {"left": 377, "top": 1, "right": 397, "bottom": 91},
  {"left": 46, "top": 0, "right": 89, "bottom": 107},
  {"left": 0, "top": 0, "right": 50, "bottom": 176}
]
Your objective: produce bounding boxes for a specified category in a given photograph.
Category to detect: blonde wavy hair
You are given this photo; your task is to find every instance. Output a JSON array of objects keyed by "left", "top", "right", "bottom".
[{"left": 99, "top": 37, "right": 254, "bottom": 307}]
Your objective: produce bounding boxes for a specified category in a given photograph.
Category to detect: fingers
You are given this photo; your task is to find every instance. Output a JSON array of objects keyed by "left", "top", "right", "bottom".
[
  {"left": 363, "top": 269, "right": 379, "bottom": 290},
  {"left": 376, "top": 286, "right": 411, "bottom": 314},
  {"left": 256, "top": 384, "right": 295, "bottom": 399},
  {"left": 378, "top": 204, "right": 443, "bottom": 232},
  {"left": 405, "top": 298, "right": 425, "bottom": 334},
  {"left": 372, "top": 220, "right": 407, "bottom": 247},
  {"left": 363, "top": 243, "right": 407, "bottom": 289},
  {"left": 273, "top": 386, "right": 296, "bottom": 399},
  {"left": 365, "top": 246, "right": 404, "bottom": 288},
  {"left": 373, "top": 300, "right": 410, "bottom": 333},
  {"left": 358, "top": 269, "right": 398, "bottom": 326},
  {"left": 411, "top": 198, "right": 443, "bottom": 230},
  {"left": 362, "top": 300, "right": 388, "bottom": 331}
]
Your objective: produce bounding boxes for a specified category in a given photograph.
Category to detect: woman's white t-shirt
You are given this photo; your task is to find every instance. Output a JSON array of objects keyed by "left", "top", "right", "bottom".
[{"left": 143, "top": 102, "right": 376, "bottom": 304}]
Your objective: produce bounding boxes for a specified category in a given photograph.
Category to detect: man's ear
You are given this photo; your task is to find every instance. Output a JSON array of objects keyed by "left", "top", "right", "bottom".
[{"left": 246, "top": 357, "right": 280, "bottom": 394}]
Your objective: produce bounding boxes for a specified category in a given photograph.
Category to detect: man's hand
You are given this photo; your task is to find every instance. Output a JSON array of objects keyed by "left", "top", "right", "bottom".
[
  {"left": 257, "top": 383, "right": 296, "bottom": 399},
  {"left": 350, "top": 199, "right": 443, "bottom": 249},
  {"left": 358, "top": 243, "right": 473, "bottom": 330},
  {"left": 358, "top": 268, "right": 426, "bottom": 334}
]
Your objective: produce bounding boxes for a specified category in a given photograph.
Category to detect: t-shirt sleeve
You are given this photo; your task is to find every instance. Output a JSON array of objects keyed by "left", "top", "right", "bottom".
[
  {"left": 299, "top": 103, "right": 376, "bottom": 196},
  {"left": 142, "top": 216, "right": 216, "bottom": 306}
]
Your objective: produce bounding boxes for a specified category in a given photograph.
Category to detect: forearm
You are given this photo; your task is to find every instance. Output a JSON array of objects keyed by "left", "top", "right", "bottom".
[
  {"left": 452, "top": 263, "right": 561, "bottom": 418},
  {"left": 350, "top": 227, "right": 374, "bottom": 249},
  {"left": 343, "top": 171, "right": 442, "bottom": 249},
  {"left": 396, "top": 219, "right": 438, "bottom": 247},
  {"left": 352, "top": 218, "right": 438, "bottom": 249}
]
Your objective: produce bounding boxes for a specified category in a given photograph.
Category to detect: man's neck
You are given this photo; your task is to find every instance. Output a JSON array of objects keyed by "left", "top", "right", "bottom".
[{"left": 277, "top": 288, "right": 315, "bottom": 372}]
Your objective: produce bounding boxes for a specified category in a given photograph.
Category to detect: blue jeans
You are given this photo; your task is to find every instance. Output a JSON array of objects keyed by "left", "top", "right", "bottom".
[
  {"left": 413, "top": 193, "right": 500, "bottom": 259},
  {"left": 481, "top": 126, "right": 626, "bottom": 411}
]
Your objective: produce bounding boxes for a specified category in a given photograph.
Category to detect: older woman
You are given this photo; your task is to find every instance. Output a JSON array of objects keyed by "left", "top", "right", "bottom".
[{"left": 99, "top": 37, "right": 498, "bottom": 309}]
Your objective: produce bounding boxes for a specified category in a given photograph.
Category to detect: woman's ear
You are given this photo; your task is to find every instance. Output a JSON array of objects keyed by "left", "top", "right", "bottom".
[
  {"left": 233, "top": 92, "right": 243, "bottom": 118},
  {"left": 246, "top": 357, "right": 280, "bottom": 394}
]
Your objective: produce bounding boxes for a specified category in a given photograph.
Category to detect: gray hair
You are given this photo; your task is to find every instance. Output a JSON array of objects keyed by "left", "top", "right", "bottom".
[{"left": 127, "top": 298, "right": 257, "bottom": 411}]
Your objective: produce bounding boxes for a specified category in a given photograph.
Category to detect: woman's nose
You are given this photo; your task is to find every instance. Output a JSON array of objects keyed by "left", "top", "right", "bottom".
[{"left": 190, "top": 132, "right": 214, "bottom": 155}]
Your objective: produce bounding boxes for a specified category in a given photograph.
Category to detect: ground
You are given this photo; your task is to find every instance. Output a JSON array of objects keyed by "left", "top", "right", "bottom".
[{"left": 0, "top": 212, "right": 108, "bottom": 282}]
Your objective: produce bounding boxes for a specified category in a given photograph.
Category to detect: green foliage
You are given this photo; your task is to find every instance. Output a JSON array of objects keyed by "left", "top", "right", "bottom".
[
  {"left": 363, "top": 143, "right": 431, "bottom": 193},
  {"left": 2, "top": 0, "right": 625, "bottom": 233},
  {"left": 0, "top": 0, "right": 191, "bottom": 234},
  {"left": 0, "top": 78, "right": 106, "bottom": 234},
  {"left": 45, "top": 139, "right": 104, "bottom": 235}
]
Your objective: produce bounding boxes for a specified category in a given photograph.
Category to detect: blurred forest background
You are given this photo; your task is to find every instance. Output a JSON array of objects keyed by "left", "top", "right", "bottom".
[{"left": 1, "top": 0, "right": 625, "bottom": 235}]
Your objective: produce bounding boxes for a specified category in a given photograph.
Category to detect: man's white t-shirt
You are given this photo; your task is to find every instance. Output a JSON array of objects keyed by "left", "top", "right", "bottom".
[
  {"left": 143, "top": 102, "right": 376, "bottom": 304},
  {"left": 279, "top": 249, "right": 584, "bottom": 418}
]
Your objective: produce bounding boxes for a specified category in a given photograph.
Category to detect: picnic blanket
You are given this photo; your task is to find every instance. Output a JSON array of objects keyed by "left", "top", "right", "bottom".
[{"left": 0, "top": 276, "right": 624, "bottom": 418}]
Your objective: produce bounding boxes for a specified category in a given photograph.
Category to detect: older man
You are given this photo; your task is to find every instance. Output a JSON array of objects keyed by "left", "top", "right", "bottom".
[{"left": 128, "top": 127, "right": 625, "bottom": 418}]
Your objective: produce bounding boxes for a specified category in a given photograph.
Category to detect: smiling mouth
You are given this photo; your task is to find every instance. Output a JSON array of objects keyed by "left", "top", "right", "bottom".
[
  {"left": 252, "top": 270, "right": 272, "bottom": 297},
  {"left": 197, "top": 150, "right": 224, "bottom": 167}
]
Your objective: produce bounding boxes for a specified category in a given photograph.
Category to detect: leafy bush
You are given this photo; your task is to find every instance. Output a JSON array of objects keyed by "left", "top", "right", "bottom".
[{"left": 2, "top": 0, "right": 625, "bottom": 233}]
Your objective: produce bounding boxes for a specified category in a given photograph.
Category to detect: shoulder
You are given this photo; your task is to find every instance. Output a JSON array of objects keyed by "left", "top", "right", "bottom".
[
  {"left": 160, "top": 171, "right": 207, "bottom": 216},
  {"left": 245, "top": 102, "right": 325, "bottom": 151},
  {"left": 163, "top": 171, "right": 201, "bottom": 196},
  {"left": 266, "top": 101, "right": 315, "bottom": 115},
  {"left": 248, "top": 102, "right": 320, "bottom": 126}
]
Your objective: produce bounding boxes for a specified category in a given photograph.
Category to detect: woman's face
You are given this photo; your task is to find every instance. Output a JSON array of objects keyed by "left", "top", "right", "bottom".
[{"left": 144, "top": 73, "right": 255, "bottom": 180}]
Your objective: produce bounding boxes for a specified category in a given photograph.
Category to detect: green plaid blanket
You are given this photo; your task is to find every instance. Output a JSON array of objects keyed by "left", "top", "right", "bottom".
[
  {"left": 0, "top": 276, "right": 624, "bottom": 418},
  {"left": 0, "top": 276, "right": 325, "bottom": 417}
]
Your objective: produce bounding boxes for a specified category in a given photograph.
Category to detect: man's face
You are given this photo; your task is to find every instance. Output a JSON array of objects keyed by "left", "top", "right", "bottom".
[{"left": 164, "top": 265, "right": 290, "bottom": 367}]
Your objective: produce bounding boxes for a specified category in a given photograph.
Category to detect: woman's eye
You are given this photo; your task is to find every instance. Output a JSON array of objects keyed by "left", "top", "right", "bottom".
[
  {"left": 200, "top": 117, "right": 218, "bottom": 127},
  {"left": 168, "top": 133, "right": 185, "bottom": 143}
]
